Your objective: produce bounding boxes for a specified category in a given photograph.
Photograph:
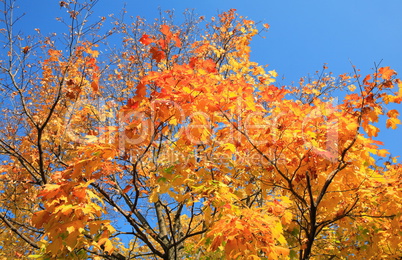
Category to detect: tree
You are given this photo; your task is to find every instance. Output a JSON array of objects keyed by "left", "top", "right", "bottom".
[{"left": 0, "top": 0, "right": 401, "bottom": 259}]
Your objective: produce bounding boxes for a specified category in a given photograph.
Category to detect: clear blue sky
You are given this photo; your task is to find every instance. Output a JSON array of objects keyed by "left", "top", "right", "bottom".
[{"left": 13, "top": 0, "right": 402, "bottom": 159}]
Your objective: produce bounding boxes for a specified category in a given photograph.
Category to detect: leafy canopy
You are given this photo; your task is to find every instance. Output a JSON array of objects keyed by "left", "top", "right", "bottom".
[{"left": 0, "top": 1, "right": 401, "bottom": 259}]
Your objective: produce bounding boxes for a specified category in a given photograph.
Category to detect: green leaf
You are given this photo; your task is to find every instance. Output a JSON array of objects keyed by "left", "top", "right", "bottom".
[
  {"left": 163, "top": 166, "right": 174, "bottom": 174},
  {"left": 158, "top": 177, "right": 167, "bottom": 183},
  {"left": 289, "top": 250, "right": 298, "bottom": 259}
]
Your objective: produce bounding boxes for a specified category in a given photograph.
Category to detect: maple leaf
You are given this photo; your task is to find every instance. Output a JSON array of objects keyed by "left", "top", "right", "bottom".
[
  {"left": 387, "top": 109, "right": 399, "bottom": 118},
  {"left": 150, "top": 46, "right": 165, "bottom": 62},
  {"left": 379, "top": 66, "right": 396, "bottom": 80},
  {"left": 139, "top": 34, "right": 153, "bottom": 45},
  {"left": 160, "top": 24, "right": 172, "bottom": 38},
  {"left": 135, "top": 81, "right": 147, "bottom": 97},
  {"left": 386, "top": 117, "right": 400, "bottom": 129},
  {"left": 1, "top": 6, "right": 402, "bottom": 260},
  {"left": 98, "top": 238, "right": 114, "bottom": 253},
  {"left": 91, "top": 81, "right": 99, "bottom": 92},
  {"left": 172, "top": 34, "right": 182, "bottom": 47}
]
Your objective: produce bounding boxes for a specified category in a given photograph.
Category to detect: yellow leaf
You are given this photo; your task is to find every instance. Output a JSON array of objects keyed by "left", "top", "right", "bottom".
[
  {"left": 269, "top": 70, "right": 278, "bottom": 77},
  {"left": 365, "top": 124, "right": 379, "bottom": 137},
  {"left": 104, "top": 239, "right": 114, "bottom": 253},
  {"left": 386, "top": 117, "right": 400, "bottom": 129},
  {"left": 59, "top": 204, "right": 74, "bottom": 215},
  {"left": 149, "top": 190, "right": 159, "bottom": 203},
  {"left": 98, "top": 238, "right": 114, "bottom": 253},
  {"left": 348, "top": 84, "right": 356, "bottom": 91},
  {"left": 106, "top": 223, "right": 116, "bottom": 234},
  {"left": 224, "top": 143, "right": 236, "bottom": 153},
  {"left": 377, "top": 149, "right": 389, "bottom": 157},
  {"left": 169, "top": 117, "right": 178, "bottom": 125},
  {"left": 66, "top": 225, "right": 75, "bottom": 234}
]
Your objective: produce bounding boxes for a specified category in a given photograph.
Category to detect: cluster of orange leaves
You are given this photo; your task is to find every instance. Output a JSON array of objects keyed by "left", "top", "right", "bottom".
[{"left": 6, "top": 8, "right": 401, "bottom": 260}]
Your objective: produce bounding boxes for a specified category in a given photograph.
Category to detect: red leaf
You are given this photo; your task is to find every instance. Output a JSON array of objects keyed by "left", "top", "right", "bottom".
[
  {"left": 139, "top": 34, "right": 153, "bottom": 45},
  {"left": 122, "top": 185, "right": 132, "bottom": 193},
  {"left": 91, "top": 81, "right": 99, "bottom": 92},
  {"left": 135, "top": 81, "right": 147, "bottom": 97},
  {"left": 150, "top": 46, "right": 165, "bottom": 62}
]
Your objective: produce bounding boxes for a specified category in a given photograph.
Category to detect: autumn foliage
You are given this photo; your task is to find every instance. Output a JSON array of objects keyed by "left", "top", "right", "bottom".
[{"left": 0, "top": 1, "right": 402, "bottom": 259}]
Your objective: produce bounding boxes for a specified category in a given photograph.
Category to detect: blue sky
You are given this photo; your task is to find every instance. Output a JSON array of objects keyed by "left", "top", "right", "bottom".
[{"left": 14, "top": 0, "right": 402, "bottom": 159}]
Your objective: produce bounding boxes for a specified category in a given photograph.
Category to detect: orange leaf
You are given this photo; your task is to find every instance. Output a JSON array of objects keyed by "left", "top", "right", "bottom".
[
  {"left": 122, "top": 185, "right": 132, "bottom": 193},
  {"left": 379, "top": 66, "right": 396, "bottom": 80},
  {"left": 160, "top": 24, "right": 172, "bottom": 38},
  {"left": 47, "top": 49, "right": 62, "bottom": 62},
  {"left": 173, "top": 34, "right": 182, "bottom": 48},
  {"left": 363, "top": 74, "right": 371, "bottom": 84},
  {"left": 91, "top": 81, "right": 99, "bottom": 92},
  {"left": 22, "top": 46, "right": 30, "bottom": 54},
  {"left": 386, "top": 117, "right": 400, "bottom": 129},
  {"left": 32, "top": 210, "right": 50, "bottom": 228},
  {"left": 123, "top": 37, "right": 134, "bottom": 43},
  {"left": 387, "top": 109, "right": 399, "bottom": 118},
  {"left": 377, "top": 149, "right": 390, "bottom": 157},
  {"left": 139, "top": 34, "right": 153, "bottom": 45},
  {"left": 135, "top": 81, "right": 147, "bottom": 97}
]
